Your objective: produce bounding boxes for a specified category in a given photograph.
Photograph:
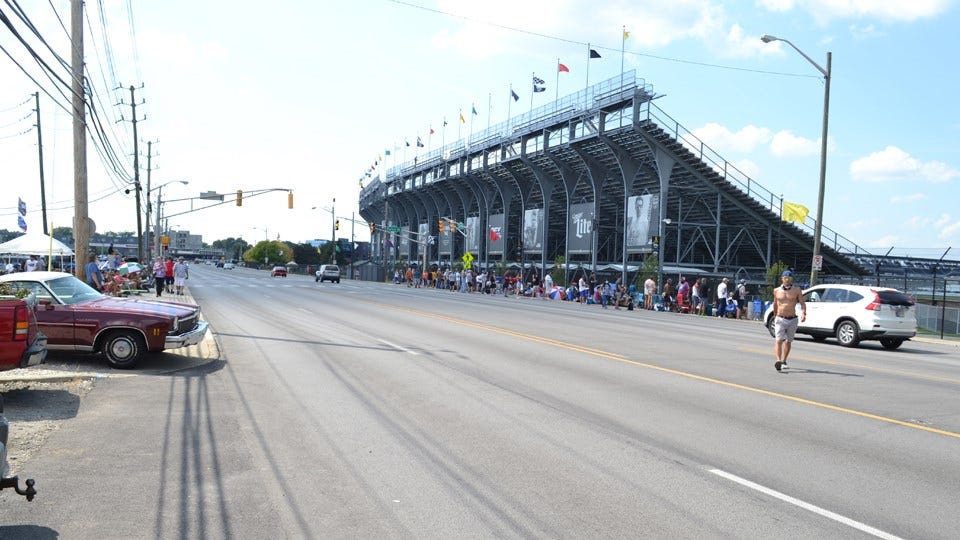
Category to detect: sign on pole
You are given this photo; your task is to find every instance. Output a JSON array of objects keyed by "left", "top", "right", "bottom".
[{"left": 813, "top": 255, "right": 823, "bottom": 271}]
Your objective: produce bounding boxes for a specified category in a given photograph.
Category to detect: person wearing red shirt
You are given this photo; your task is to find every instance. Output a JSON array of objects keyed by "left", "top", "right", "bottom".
[{"left": 164, "top": 257, "right": 175, "bottom": 293}]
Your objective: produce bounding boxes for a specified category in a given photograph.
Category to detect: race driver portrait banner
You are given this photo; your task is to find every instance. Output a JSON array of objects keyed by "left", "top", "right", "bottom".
[{"left": 522, "top": 208, "right": 543, "bottom": 253}]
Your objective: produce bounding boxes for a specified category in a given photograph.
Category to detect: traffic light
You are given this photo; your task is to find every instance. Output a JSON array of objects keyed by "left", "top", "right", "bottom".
[
  {"left": 335, "top": 219, "right": 340, "bottom": 231},
  {"left": 236, "top": 189, "right": 243, "bottom": 206},
  {"left": 439, "top": 220, "right": 446, "bottom": 233},
  {"left": 287, "top": 192, "right": 294, "bottom": 209},
  {"left": 369, "top": 222, "right": 375, "bottom": 234}
]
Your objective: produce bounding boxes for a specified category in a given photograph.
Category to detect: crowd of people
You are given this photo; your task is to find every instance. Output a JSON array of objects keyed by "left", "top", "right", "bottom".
[{"left": 390, "top": 265, "right": 761, "bottom": 318}]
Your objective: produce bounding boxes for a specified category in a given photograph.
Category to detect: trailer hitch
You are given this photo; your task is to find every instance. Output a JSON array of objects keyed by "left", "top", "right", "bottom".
[{"left": 0, "top": 476, "right": 36, "bottom": 501}]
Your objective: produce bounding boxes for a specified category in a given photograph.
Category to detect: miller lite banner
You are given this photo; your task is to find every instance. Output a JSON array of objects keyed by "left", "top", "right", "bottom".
[
  {"left": 487, "top": 213, "right": 505, "bottom": 255},
  {"left": 567, "top": 203, "right": 594, "bottom": 254}
]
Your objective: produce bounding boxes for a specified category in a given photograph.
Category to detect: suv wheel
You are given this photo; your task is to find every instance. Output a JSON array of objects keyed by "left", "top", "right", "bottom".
[
  {"left": 835, "top": 320, "right": 861, "bottom": 348},
  {"left": 880, "top": 338, "right": 904, "bottom": 350}
]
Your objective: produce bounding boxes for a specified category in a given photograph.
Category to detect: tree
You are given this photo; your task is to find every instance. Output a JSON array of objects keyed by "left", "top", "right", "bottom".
[
  {"left": 244, "top": 240, "right": 291, "bottom": 267},
  {"left": 551, "top": 255, "right": 566, "bottom": 288},
  {"left": 636, "top": 254, "right": 659, "bottom": 288},
  {"left": 291, "top": 243, "right": 323, "bottom": 267},
  {"left": 763, "top": 261, "right": 790, "bottom": 301}
]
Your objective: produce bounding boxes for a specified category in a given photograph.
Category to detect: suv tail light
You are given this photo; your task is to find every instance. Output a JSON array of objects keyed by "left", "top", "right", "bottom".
[
  {"left": 13, "top": 304, "right": 29, "bottom": 341},
  {"left": 865, "top": 292, "right": 882, "bottom": 312}
]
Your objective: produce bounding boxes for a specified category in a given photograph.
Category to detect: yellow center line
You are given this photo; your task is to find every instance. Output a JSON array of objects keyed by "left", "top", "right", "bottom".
[
  {"left": 739, "top": 346, "right": 960, "bottom": 385},
  {"left": 361, "top": 298, "right": 960, "bottom": 440}
]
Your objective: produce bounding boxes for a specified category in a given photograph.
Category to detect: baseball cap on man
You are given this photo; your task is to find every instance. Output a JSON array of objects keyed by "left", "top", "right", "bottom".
[{"left": 782, "top": 270, "right": 793, "bottom": 278}]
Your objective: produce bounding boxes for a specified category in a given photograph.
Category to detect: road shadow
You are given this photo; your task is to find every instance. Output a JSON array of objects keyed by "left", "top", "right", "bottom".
[
  {"left": 40, "top": 349, "right": 222, "bottom": 378},
  {"left": 779, "top": 366, "right": 863, "bottom": 377},
  {"left": 0, "top": 387, "right": 81, "bottom": 421},
  {"left": 0, "top": 525, "right": 59, "bottom": 539}
]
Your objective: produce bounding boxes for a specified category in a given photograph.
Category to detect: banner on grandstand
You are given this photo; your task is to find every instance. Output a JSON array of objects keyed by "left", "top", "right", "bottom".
[
  {"left": 399, "top": 226, "right": 410, "bottom": 259},
  {"left": 465, "top": 216, "right": 480, "bottom": 253},
  {"left": 418, "top": 222, "right": 429, "bottom": 256},
  {"left": 439, "top": 226, "right": 452, "bottom": 255},
  {"left": 522, "top": 208, "right": 544, "bottom": 253},
  {"left": 568, "top": 203, "right": 594, "bottom": 254},
  {"left": 626, "top": 194, "right": 659, "bottom": 253},
  {"left": 487, "top": 213, "right": 505, "bottom": 255}
]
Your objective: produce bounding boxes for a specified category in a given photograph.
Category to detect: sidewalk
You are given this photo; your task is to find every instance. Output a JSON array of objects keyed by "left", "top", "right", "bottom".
[{"left": 0, "top": 284, "right": 218, "bottom": 384}]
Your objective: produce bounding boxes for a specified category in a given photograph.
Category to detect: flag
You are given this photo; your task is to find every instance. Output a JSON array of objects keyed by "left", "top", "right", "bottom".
[
  {"left": 459, "top": 112, "right": 466, "bottom": 123},
  {"left": 558, "top": 62, "right": 570, "bottom": 73},
  {"left": 18, "top": 198, "right": 26, "bottom": 216},
  {"left": 17, "top": 215, "right": 27, "bottom": 232},
  {"left": 385, "top": 239, "right": 393, "bottom": 248},
  {"left": 429, "top": 126, "right": 435, "bottom": 135},
  {"left": 416, "top": 136, "right": 424, "bottom": 148},
  {"left": 782, "top": 201, "right": 809, "bottom": 223},
  {"left": 510, "top": 89, "right": 519, "bottom": 101},
  {"left": 443, "top": 118, "right": 448, "bottom": 126},
  {"left": 489, "top": 227, "right": 501, "bottom": 242},
  {"left": 623, "top": 30, "right": 630, "bottom": 40},
  {"left": 590, "top": 49, "right": 601, "bottom": 58},
  {"left": 405, "top": 139, "right": 410, "bottom": 147},
  {"left": 385, "top": 149, "right": 391, "bottom": 156},
  {"left": 359, "top": 178, "right": 364, "bottom": 188},
  {"left": 471, "top": 105, "right": 477, "bottom": 116},
  {"left": 533, "top": 75, "right": 545, "bottom": 92}
]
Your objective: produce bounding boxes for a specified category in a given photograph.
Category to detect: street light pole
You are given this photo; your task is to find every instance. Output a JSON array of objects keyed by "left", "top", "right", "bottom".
[
  {"left": 331, "top": 198, "right": 337, "bottom": 265},
  {"left": 762, "top": 34, "right": 831, "bottom": 287}
]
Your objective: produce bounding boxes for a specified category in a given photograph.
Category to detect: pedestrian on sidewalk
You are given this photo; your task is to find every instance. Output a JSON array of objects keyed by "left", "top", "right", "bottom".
[
  {"left": 173, "top": 257, "right": 189, "bottom": 295},
  {"left": 152, "top": 257, "right": 167, "bottom": 297}
]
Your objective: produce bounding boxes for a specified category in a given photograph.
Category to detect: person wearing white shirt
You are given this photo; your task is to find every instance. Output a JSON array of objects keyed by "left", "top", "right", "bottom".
[{"left": 716, "top": 278, "right": 729, "bottom": 318}]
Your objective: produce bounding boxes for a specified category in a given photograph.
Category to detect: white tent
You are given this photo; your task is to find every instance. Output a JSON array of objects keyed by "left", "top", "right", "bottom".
[{"left": 0, "top": 231, "right": 75, "bottom": 256}]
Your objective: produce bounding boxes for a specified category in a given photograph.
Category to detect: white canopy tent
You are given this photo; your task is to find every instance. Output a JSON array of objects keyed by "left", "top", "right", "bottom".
[{"left": 0, "top": 231, "right": 75, "bottom": 256}]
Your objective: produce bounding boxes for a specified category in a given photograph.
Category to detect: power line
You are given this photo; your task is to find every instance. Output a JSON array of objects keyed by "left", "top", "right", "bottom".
[
  {"left": 0, "top": 94, "right": 31, "bottom": 113},
  {"left": 386, "top": 0, "right": 818, "bottom": 80}
]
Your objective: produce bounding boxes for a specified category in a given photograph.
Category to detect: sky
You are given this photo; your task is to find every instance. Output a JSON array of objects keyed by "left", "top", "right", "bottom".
[{"left": 1, "top": 0, "right": 958, "bottom": 260}]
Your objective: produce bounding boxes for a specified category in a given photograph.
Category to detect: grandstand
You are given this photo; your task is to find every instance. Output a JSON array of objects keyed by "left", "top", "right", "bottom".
[{"left": 359, "top": 71, "right": 950, "bottom": 288}]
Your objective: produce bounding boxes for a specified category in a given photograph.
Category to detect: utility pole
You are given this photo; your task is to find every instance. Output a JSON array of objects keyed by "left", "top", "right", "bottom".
[
  {"left": 71, "top": 0, "right": 90, "bottom": 280},
  {"left": 144, "top": 140, "right": 158, "bottom": 260},
  {"left": 350, "top": 211, "right": 355, "bottom": 280},
  {"left": 33, "top": 93, "right": 49, "bottom": 235},
  {"left": 120, "top": 85, "right": 145, "bottom": 262},
  {"left": 331, "top": 197, "right": 337, "bottom": 265}
]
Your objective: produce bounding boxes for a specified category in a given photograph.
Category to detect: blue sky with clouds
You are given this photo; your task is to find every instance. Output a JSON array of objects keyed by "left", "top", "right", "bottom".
[{"left": 1, "top": 0, "right": 957, "bottom": 258}]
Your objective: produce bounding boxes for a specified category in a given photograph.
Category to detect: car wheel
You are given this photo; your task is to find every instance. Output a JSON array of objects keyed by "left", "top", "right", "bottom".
[
  {"left": 765, "top": 315, "right": 776, "bottom": 338},
  {"left": 102, "top": 330, "right": 146, "bottom": 369},
  {"left": 880, "top": 338, "right": 904, "bottom": 350},
  {"left": 315, "top": 276, "right": 319, "bottom": 282},
  {"left": 335, "top": 279, "right": 340, "bottom": 284},
  {"left": 835, "top": 320, "right": 861, "bottom": 348}
]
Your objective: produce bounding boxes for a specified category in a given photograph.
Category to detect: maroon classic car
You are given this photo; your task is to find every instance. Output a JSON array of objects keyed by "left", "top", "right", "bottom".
[{"left": 0, "top": 271, "right": 207, "bottom": 369}]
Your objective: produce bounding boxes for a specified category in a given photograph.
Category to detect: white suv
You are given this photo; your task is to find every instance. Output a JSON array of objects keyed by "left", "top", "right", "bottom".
[
  {"left": 764, "top": 284, "right": 916, "bottom": 349},
  {"left": 315, "top": 264, "right": 340, "bottom": 284}
]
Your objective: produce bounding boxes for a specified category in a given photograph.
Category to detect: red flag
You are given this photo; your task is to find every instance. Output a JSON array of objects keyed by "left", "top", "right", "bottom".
[
  {"left": 489, "top": 228, "right": 501, "bottom": 242},
  {"left": 558, "top": 62, "right": 570, "bottom": 73},
  {"left": 429, "top": 127, "right": 435, "bottom": 135}
]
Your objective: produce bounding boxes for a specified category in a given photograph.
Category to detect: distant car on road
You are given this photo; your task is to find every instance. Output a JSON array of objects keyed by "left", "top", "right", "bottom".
[
  {"left": 223, "top": 262, "right": 235, "bottom": 270},
  {"left": 0, "top": 271, "right": 208, "bottom": 368},
  {"left": 271, "top": 266, "right": 287, "bottom": 277},
  {"left": 315, "top": 264, "right": 340, "bottom": 283},
  {"left": 764, "top": 284, "right": 916, "bottom": 349}
]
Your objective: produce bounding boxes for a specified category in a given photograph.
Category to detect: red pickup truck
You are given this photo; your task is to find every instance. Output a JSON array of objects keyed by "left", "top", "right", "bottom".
[{"left": 0, "top": 294, "right": 47, "bottom": 371}]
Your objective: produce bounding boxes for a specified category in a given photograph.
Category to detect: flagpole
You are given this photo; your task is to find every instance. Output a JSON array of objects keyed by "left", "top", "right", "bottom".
[
  {"left": 586, "top": 42, "right": 591, "bottom": 90},
  {"left": 529, "top": 72, "right": 534, "bottom": 113},
  {"left": 428, "top": 126, "right": 432, "bottom": 152},
  {"left": 487, "top": 92, "right": 492, "bottom": 131},
  {"left": 507, "top": 85, "right": 513, "bottom": 134},
  {"left": 621, "top": 25, "right": 626, "bottom": 91},
  {"left": 469, "top": 102, "right": 475, "bottom": 148},
  {"left": 442, "top": 116, "right": 447, "bottom": 151},
  {"left": 556, "top": 58, "right": 560, "bottom": 101},
  {"left": 457, "top": 108, "right": 462, "bottom": 145}
]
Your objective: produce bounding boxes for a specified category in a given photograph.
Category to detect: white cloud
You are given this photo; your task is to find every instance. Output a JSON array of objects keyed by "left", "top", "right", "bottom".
[
  {"left": 770, "top": 130, "right": 820, "bottom": 157},
  {"left": 731, "top": 158, "right": 761, "bottom": 178},
  {"left": 935, "top": 214, "right": 952, "bottom": 228},
  {"left": 941, "top": 220, "right": 960, "bottom": 239},
  {"left": 755, "top": 0, "right": 951, "bottom": 23},
  {"left": 849, "top": 146, "right": 960, "bottom": 183},
  {"left": 890, "top": 193, "right": 926, "bottom": 204},
  {"left": 692, "top": 123, "right": 771, "bottom": 153},
  {"left": 868, "top": 235, "right": 900, "bottom": 248},
  {"left": 849, "top": 23, "right": 882, "bottom": 40}
]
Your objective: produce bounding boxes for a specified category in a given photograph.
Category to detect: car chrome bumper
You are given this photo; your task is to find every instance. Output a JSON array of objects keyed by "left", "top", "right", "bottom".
[
  {"left": 165, "top": 321, "right": 209, "bottom": 349},
  {"left": 20, "top": 334, "right": 47, "bottom": 368}
]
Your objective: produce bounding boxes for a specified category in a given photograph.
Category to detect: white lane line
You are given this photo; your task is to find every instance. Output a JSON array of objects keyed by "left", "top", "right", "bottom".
[
  {"left": 709, "top": 469, "right": 902, "bottom": 540},
  {"left": 377, "top": 339, "right": 420, "bottom": 356}
]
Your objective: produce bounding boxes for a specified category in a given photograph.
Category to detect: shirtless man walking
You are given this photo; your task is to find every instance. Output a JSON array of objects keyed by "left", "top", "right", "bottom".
[{"left": 772, "top": 270, "right": 806, "bottom": 372}]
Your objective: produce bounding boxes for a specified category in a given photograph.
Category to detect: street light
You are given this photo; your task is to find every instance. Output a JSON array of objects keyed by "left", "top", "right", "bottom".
[{"left": 761, "top": 34, "right": 831, "bottom": 287}]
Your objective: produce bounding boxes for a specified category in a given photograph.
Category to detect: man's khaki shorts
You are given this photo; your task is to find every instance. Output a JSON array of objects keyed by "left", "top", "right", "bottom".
[{"left": 775, "top": 316, "right": 800, "bottom": 342}]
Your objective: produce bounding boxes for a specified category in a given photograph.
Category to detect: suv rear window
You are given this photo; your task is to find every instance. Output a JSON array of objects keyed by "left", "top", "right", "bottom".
[{"left": 877, "top": 290, "right": 914, "bottom": 306}]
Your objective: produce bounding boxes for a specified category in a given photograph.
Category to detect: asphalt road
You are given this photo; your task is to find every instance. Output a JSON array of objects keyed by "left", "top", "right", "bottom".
[{"left": 2, "top": 264, "right": 959, "bottom": 539}]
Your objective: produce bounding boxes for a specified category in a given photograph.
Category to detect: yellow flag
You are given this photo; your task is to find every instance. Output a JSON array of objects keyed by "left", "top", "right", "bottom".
[
  {"left": 782, "top": 201, "right": 809, "bottom": 223},
  {"left": 623, "top": 30, "right": 630, "bottom": 40}
]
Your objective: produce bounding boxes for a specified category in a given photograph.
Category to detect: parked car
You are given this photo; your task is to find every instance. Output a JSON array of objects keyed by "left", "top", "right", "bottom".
[
  {"left": 315, "top": 264, "right": 341, "bottom": 283},
  {"left": 0, "top": 272, "right": 208, "bottom": 369},
  {"left": 0, "top": 290, "right": 47, "bottom": 371},
  {"left": 271, "top": 266, "right": 287, "bottom": 277},
  {"left": 223, "top": 262, "right": 235, "bottom": 270},
  {"left": 1, "top": 395, "right": 37, "bottom": 501},
  {"left": 764, "top": 284, "right": 917, "bottom": 349}
]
